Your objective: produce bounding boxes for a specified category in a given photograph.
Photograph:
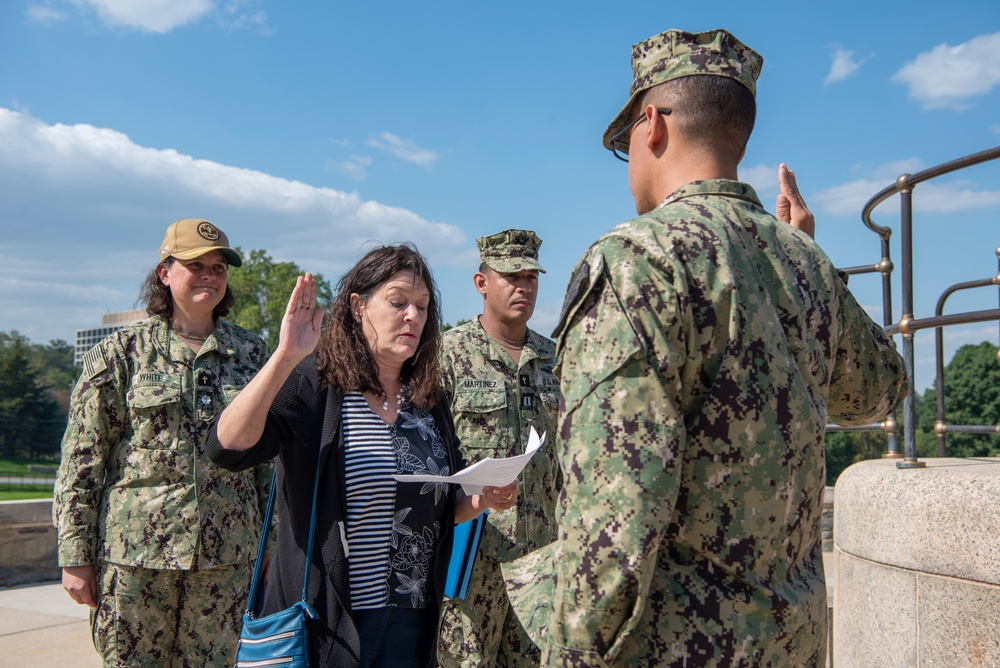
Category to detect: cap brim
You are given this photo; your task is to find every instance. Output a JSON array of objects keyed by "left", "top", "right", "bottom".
[
  {"left": 484, "top": 259, "right": 546, "bottom": 274},
  {"left": 601, "top": 91, "right": 641, "bottom": 151},
  {"left": 170, "top": 246, "right": 243, "bottom": 267}
]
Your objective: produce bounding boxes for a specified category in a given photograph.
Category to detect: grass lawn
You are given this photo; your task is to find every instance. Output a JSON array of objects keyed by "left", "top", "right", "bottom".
[
  {"left": 0, "top": 455, "right": 59, "bottom": 500},
  {"left": 0, "top": 490, "right": 54, "bottom": 501},
  {"left": 0, "top": 455, "right": 59, "bottom": 474}
]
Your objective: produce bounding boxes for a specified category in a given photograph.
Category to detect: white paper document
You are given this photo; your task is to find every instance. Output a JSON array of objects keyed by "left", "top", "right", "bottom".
[{"left": 393, "top": 428, "right": 546, "bottom": 496}]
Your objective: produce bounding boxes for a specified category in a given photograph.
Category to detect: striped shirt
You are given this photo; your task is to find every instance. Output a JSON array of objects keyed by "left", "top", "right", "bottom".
[{"left": 342, "top": 392, "right": 450, "bottom": 610}]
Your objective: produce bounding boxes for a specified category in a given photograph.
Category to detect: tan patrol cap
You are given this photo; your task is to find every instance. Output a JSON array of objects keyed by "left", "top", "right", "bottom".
[
  {"left": 159, "top": 219, "right": 243, "bottom": 267},
  {"left": 602, "top": 28, "right": 763, "bottom": 150},
  {"left": 477, "top": 229, "right": 545, "bottom": 273}
]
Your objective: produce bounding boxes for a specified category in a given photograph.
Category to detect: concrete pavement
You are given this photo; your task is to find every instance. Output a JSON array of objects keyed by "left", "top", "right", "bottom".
[
  {"left": 0, "top": 580, "right": 100, "bottom": 667},
  {"left": 0, "top": 554, "right": 838, "bottom": 667}
]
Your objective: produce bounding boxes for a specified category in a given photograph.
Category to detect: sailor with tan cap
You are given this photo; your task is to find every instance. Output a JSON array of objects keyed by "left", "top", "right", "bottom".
[
  {"left": 159, "top": 218, "right": 244, "bottom": 267},
  {"left": 54, "top": 217, "right": 273, "bottom": 666}
]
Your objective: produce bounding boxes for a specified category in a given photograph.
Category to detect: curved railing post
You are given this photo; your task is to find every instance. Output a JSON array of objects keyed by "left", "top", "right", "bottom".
[
  {"left": 896, "top": 180, "right": 925, "bottom": 469},
  {"left": 854, "top": 145, "right": 1000, "bottom": 471}
]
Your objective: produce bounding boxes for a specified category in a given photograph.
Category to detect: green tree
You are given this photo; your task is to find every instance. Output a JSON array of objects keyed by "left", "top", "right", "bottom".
[
  {"left": 442, "top": 318, "right": 472, "bottom": 332},
  {"left": 30, "top": 339, "right": 76, "bottom": 412},
  {"left": 0, "top": 332, "right": 64, "bottom": 458},
  {"left": 917, "top": 341, "right": 1000, "bottom": 457},
  {"left": 228, "top": 248, "right": 333, "bottom": 350},
  {"left": 824, "top": 429, "right": 895, "bottom": 486}
]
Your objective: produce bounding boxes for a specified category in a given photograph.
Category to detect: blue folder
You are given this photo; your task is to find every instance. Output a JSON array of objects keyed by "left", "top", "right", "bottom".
[{"left": 445, "top": 510, "right": 488, "bottom": 599}]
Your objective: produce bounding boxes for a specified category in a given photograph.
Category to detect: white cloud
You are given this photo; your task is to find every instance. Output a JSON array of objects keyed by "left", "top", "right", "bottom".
[
  {"left": 367, "top": 132, "right": 438, "bottom": 169},
  {"left": 25, "top": 5, "right": 67, "bottom": 23},
  {"left": 892, "top": 32, "right": 1000, "bottom": 110},
  {"left": 0, "top": 108, "right": 468, "bottom": 343},
  {"left": 68, "top": 0, "right": 213, "bottom": 33},
  {"left": 813, "top": 159, "right": 1000, "bottom": 217},
  {"left": 740, "top": 163, "right": 779, "bottom": 194},
  {"left": 49, "top": 0, "right": 268, "bottom": 34},
  {"left": 328, "top": 155, "right": 373, "bottom": 180},
  {"left": 813, "top": 179, "right": 878, "bottom": 217},
  {"left": 219, "top": 0, "right": 270, "bottom": 34},
  {"left": 824, "top": 48, "right": 870, "bottom": 86},
  {"left": 528, "top": 301, "right": 562, "bottom": 339},
  {"left": 909, "top": 180, "right": 1000, "bottom": 213},
  {"left": 872, "top": 158, "right": 926, "bottom": 180}
]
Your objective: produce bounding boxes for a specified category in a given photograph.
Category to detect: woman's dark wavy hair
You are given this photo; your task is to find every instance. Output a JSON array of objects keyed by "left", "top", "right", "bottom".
[
  {"left": 316, "top": 243, "right": 442, "bottom": 410},
  {"left": 138, "top": 257, "right": 235, "bottom": 321}
]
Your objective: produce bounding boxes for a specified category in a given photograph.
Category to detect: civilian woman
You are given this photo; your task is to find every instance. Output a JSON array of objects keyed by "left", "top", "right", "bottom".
[{"left": 207, "top": 244, "right": 518, "bottom": 667}]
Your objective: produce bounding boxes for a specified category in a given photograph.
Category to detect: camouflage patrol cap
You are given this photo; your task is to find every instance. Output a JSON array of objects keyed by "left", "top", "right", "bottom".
[
  {"left": 601, "top": 28, "right": 763, "bottom": 150},
  {"left": 159, "top": 219, "right": 243, "bottom": 267},
  {"left": 477, "top": 229, "right": 546, "bottom": 273}
]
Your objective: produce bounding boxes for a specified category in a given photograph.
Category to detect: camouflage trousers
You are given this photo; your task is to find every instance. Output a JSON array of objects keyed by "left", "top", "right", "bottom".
[
  {"left": 91, "top": 560, "right": 251, "bottom": 667},
  {"left": 438, "top": 553, "right": 539, "bottom": 668}
]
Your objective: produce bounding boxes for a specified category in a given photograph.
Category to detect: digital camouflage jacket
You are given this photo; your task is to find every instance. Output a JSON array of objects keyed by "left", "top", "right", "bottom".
[
  {"left": 441, "top": 318, "right": 561, "bottom": 561},
  {"left": 54, "top": 315, "right": 272, "bottom": 570},
  {"left": 504, "top": 180, "right": 908, "bottom": 667}
]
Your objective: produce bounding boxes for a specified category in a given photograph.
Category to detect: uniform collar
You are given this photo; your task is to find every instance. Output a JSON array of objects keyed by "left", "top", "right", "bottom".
[
  {"left": 656, "top": 179, "right": 763, "bottom": 210},
  {"left": 151, "top": 314, "right": 236, "bottom": 361},
  {"left": 474, "top": 316, "right": 550, "bottom": 365}
]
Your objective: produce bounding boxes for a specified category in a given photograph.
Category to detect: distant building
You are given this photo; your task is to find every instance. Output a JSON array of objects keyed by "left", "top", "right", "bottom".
[{"left": 74, "top": 309, "right": 147, "bottom": 366}]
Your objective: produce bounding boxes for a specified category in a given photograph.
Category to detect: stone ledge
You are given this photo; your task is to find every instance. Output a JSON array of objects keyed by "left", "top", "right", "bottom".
[
  {"left": 834, "top": 457, "right": 1000, "bottom": 586},
  {"left": 0, "top": 499, "right": 59, "bottom": 587},
  {"left": 833, "top": 458, "right": 1000, "bottom": 667}
]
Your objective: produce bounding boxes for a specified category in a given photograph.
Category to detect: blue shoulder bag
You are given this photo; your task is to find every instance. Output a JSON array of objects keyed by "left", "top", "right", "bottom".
[{"left": 236, "top": 446, "right": 323, "bottom": 668}]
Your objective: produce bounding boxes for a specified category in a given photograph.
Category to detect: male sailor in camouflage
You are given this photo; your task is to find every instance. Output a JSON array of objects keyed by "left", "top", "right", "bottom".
[
  {"left": 503, "top": 29, "right": 908, "bottom": 667},
  {"left": 438, "top": 230, "right": 561, "bottom": 667}
]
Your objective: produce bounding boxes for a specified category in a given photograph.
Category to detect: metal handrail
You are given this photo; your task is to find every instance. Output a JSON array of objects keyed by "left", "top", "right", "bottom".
[
  {"left": 861, "top": 146, "right": 1000, "bottom": 236},
  {"left": 932, "top": 268, "right": 1000, "bottom": 456},
  {"left": 855, "top": 145, "right": 1000, "bottom": 469}
]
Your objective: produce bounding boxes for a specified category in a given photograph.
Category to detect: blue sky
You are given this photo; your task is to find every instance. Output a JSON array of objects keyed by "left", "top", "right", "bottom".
[{"left": 1, "top": 0, "right": 999, "bottom": 393}]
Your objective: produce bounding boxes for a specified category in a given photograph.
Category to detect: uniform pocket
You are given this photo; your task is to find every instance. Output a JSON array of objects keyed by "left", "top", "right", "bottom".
[
  {"left": 453, "top": 387, "right": 507, "bottom": 414},
  {"left": 128, "top": 381, "right": 182, "bottom": 409},
  {"left": 126, "top": 378, "right": 182, "bottom": 448},
  {"left": 452, "top": 387, "right": 508, "bottom": 457},
  {"left": 221, "top": 384, "right": 244, "bottom": 405}
]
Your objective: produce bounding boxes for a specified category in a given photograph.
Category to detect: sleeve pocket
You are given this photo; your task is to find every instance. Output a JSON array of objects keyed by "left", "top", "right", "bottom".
[{"left": 557, "top": 268, "right": 643, "bottom": 414}]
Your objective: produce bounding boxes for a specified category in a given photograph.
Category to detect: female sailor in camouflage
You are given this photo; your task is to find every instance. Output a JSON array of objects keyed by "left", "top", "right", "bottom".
[{"left": 54, "top": 219, "right": 273, "bottom": 666}]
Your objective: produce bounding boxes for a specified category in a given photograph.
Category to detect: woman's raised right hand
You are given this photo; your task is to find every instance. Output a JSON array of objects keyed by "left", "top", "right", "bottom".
[{"left": 276, "top": 273, "right": 326, "bottom": 362}]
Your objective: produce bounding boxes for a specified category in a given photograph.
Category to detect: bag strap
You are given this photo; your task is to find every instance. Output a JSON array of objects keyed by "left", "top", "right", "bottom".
[
  {"left": 244, "top": 467, "right": 276, "bottom": 617},
  {"left": 244, "top": 389, "right": 339, "bottom": 617},
  {"left": 299, "top": 442, "right": 323, "bottom": 602}
]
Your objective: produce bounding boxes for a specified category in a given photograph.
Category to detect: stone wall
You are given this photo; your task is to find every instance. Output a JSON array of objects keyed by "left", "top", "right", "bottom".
[
  {"left": 0, "top": 499, "right": 59, "bottom": 587},
  {"left": 822, "top": 485, "right": 834, "bottom": 552},
  {"left": 833, "top": 458, "right": 1000, "bottom": 667}
]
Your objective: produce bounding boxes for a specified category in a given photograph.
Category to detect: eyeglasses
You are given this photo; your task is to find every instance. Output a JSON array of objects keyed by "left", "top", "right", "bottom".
[{"left": 608, "top": 108, "right": 671, "bottom": 162}]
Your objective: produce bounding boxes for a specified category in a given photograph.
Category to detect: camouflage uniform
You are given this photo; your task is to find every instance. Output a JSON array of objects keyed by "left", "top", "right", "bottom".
[
  {"left": 503, "top": 29, "right": 908, "bottom": 668},
  {"left": 54, "top": 315, "right": 272, "bottom": 667},
  {"left": 504, "top": 180, "right": 907, "bottom": 667},
  {"left": 438, "top": 231, "right": 562, "bottom": 668}
]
